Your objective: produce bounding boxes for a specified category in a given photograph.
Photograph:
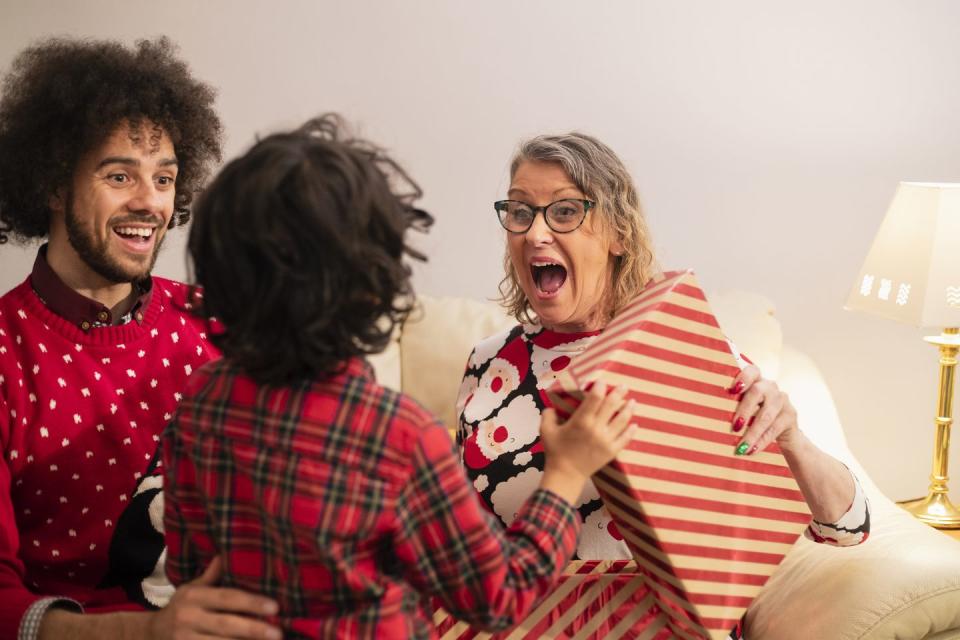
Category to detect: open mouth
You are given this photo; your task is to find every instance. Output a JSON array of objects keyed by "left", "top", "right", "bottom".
[
  {"left": 531, "top": 261, "right": 567, "bottom": 295},
  {"left": 113, "top": 226, "right": 156, "bottom": 247}
]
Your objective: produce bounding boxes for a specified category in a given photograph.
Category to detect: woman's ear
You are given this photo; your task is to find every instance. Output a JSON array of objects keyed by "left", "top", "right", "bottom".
[{"left": 610, "top": 238, "right": 625, "bottom": 257}]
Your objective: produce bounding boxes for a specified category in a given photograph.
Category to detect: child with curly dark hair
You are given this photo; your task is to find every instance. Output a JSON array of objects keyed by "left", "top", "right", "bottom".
[{"left": 163, "top": 114, "right": 638, "bottom": 638}]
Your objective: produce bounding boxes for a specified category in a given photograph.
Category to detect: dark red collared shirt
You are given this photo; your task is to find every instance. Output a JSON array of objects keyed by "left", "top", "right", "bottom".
[
  {"left": 29, "top": 244, "right": 152, "bottom": 330},
  {"left": 162, "top": 357, "right": 581, "bottom": 639}
]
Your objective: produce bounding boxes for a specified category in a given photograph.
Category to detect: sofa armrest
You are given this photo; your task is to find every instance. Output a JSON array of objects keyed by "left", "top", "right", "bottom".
[
  {"left": 398, "top": 295, "right": 514, "bottom": 429},
  {"left": 748, "top": 346, "right": 960, "bottom": 639}
]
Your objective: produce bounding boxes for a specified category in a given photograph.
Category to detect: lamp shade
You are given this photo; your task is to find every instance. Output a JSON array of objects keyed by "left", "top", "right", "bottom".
[{"left": 845, "top": 182, "right": 960, "bottom": 328}]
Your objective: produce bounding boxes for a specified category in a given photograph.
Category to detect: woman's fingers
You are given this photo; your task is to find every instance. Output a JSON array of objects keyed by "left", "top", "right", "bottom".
[
  {"left": 729, "top": 364, "right": 761, "bottom": 395},
  {"left": 732, "top": 384, "right": 796, "bottom": 456}
]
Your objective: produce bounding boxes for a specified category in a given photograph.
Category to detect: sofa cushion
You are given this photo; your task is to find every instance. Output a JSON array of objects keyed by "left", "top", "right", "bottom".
[
  {"left": 747, "top": 496, "right": 960, "bottom": 639},
  {"left": 399, "top": 295, "right": 514, "bottom": 429},
  {"left": 710, "top": 289, "right": 782, "bottom": 380}
]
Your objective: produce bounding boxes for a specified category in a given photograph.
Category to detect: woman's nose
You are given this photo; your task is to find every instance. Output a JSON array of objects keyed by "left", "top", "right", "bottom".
[{"left": 524, "top": 211, "right": 553, "bottom": 245}]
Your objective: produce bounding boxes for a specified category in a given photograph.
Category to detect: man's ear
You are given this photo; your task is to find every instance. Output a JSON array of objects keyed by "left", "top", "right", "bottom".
[{"left": 48, "top": 189, "right": 65, "bottom": 216}]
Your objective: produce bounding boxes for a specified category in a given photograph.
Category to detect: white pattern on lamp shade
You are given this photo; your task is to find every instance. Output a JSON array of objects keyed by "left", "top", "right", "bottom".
[
  {"left": 878, "top": 278, "right": 892, "bottom": 301},
  {"left": 862, "top": 273, "right": 876, "bottom": 296},
  {"left": 896, "top": 283, "right": 911, "bottom": 306},
  {"left": 947, "top": 286, "right": 960, "bottom": 308}
]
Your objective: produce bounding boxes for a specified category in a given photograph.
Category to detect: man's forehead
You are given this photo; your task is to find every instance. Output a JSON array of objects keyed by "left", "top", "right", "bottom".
[{"left": 90, "top": 121, "right": 176, "bottom": 162}]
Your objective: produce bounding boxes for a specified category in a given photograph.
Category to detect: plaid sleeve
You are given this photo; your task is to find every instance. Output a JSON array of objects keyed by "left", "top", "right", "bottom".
[
  {"left": 804, "top": 470, "right": 870, "bottom": 547},
  {"left": 393, "top": 424, "right": 580, "bottom": 632},
  {"left": 160, "top": 421, "right": 201, "bottom": 586}
]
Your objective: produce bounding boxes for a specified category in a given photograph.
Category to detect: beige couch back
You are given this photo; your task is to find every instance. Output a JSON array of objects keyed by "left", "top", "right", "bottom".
[{"left": 370, "top": 291, "right": 783, "bottom": 430}]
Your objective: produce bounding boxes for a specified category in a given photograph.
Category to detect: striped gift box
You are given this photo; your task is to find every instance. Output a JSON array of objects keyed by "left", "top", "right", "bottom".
[
  {"left": 545, "top": 269, "right": 812, "bottom": 639},
  {"left": 432, "top": 560, "right": 656, "bottom": 640}
]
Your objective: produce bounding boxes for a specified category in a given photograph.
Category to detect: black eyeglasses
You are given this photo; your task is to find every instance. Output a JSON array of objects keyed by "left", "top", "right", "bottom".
[{"left": 494, "top": 199, "right": 595, "bottom": 234}]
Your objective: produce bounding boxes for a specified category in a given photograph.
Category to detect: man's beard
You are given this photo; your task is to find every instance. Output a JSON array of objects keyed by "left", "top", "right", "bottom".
[{"left": 64, "top": 199, "right": 165, "bottom": 284}]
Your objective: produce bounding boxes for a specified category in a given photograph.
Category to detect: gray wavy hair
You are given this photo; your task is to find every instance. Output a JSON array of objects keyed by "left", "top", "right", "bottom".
[{"left": 498, "top": 131, "right": 658, "bottom": 324}]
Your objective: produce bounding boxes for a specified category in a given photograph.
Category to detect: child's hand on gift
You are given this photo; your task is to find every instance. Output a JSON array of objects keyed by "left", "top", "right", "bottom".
[
  {"left": 538, "top": 381, "right": 638, "bottom": 505},
  {"left": 728, "top": 365, "right": 802, "bottom": 456}
]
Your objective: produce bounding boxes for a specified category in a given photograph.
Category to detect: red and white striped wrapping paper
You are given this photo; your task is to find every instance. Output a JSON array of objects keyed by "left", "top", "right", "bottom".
[
  {"left": 432, "top": 560, "right": 655, "bottom": 640},
  {"left": 545, "top": 269, "right": 811, "bottom": 639}
]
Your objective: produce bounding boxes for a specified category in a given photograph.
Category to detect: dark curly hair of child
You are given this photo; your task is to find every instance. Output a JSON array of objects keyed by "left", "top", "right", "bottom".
[
  {"left": 0, "top": 36, "right": 222, "bottom": 243},
  {"left": 188, "top": 114, "right": 434, "bottom": 386}
]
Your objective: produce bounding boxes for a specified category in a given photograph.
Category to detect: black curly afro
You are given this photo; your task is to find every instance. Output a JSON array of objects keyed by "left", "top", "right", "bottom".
[{"left": 0, "top": 36, "right": 222, "bottom": 243}]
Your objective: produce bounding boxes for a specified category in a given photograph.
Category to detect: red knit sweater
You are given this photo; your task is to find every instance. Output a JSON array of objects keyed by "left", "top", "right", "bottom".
[{"left": 0, "top": 276, "right": 218, "bottom": 638}]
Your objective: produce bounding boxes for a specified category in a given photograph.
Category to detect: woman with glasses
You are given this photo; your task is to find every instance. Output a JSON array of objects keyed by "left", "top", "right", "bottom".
[{"left": 455, "top": 132, "right": 870, "bottom": 638}]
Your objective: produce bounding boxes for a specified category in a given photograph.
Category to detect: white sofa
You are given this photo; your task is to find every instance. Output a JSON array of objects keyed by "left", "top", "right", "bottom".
[{"left": 368, "top": 292, "right": 960, "bottom": 639}]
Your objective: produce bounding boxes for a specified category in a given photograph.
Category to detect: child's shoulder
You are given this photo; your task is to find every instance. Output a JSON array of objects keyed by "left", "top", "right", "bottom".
[{"left": 375, "top": 383, "right": 452, "bottom": 453}]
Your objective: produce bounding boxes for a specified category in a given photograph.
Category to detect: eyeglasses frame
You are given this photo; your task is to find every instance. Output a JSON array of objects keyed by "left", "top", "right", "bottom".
[{"left": 493, "top": 198, "right": 595, "bottom": 234}]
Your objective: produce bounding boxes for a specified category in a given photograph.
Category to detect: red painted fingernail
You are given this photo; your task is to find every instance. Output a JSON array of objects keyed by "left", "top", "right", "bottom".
[
  {"left": 748, "top": 445, "right": 758, "bottom": 455},
  {"left": 728, "top": 381, "right": 744, "bottom": 394},
  {"left": 748, "top": 416, "right": 756, "bottom": 426},
  {"left": 732, "top": 417, "right": 745, "bottom": 432}
]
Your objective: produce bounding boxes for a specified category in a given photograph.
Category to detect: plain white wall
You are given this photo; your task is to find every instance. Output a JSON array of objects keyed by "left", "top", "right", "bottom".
[{"left": 2, "top": 0, "right": 960, "bottom": 503}]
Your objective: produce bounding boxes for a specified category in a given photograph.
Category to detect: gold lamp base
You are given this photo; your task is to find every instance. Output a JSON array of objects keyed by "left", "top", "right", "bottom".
[
  {"left": 898, "top": 493, "right": 960, "bottom": 529},
  {"left": 900, "top": 328, "right": 960, "bottom": 530}
]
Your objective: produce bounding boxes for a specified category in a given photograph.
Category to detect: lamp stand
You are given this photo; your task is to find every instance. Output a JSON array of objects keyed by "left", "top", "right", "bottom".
[{"left": 898, "top": 327, "right": 960, "bottom": 528}]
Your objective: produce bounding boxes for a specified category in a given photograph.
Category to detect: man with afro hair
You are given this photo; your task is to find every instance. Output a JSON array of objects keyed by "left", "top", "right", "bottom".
[{"left": 0, "top": 37, "right": 280, "bottom": 640}]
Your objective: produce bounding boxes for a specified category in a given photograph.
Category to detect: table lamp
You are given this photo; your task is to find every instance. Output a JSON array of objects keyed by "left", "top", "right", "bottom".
[{"left": 845, "top": 181, "right": 960, "bottom": 528}]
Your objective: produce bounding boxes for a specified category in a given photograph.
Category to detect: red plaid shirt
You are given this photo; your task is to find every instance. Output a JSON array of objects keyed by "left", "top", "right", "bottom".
[{"left": 162, "top": 357, "right": 581, "bottom": 639}]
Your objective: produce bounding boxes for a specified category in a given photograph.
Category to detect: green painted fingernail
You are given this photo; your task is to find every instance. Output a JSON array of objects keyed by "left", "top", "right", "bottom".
[{"left": 735, "top": 442, "right": 750, "bottom": 456}]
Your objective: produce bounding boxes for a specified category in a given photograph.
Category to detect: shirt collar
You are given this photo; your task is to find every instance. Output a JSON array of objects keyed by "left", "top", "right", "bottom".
[{"left": 29, "top": 244, "right": 153, "bottom": 331}]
